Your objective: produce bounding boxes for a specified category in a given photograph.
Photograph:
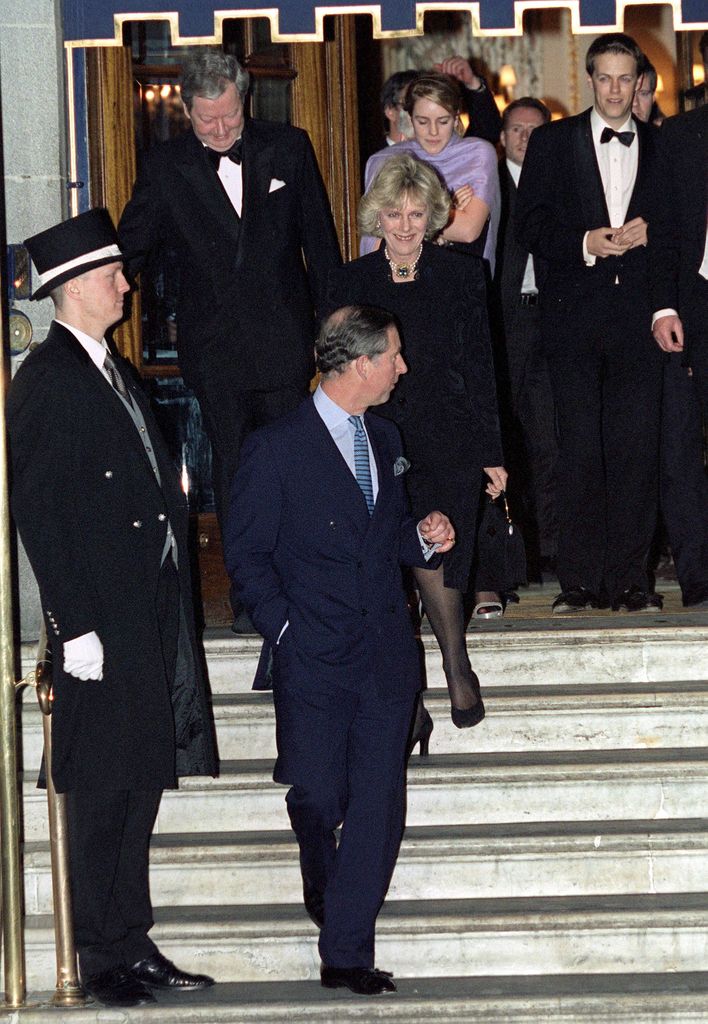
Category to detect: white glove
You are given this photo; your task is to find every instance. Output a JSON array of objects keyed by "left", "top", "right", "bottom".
[{"left": 63, "top": 631, "right": 104, "bottom": 681}]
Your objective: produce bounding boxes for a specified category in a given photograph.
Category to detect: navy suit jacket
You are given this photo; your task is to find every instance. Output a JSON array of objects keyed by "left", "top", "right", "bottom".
[{"left": 224, "top": 396, "right": 436, "bottom": 701}]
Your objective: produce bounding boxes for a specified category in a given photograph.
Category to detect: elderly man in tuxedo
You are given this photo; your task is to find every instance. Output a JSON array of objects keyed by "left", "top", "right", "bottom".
[
  {"left": 494, "top": 96, "right": 557, "bottom": 578},
  {"left": 516, "top": 32, "right": 663, "bottom": 614},
  {"left": 118, "top": 48, "right": 341, "bottom": 626},
  {"left": 225, "top": 305, "right": 454, "bottom": 996},
  {"left": 7, "top": 209, "right": 217, "bottom": 1008},
  {"left": 649, "top": 104, "right": 708, "bottom": 607}
]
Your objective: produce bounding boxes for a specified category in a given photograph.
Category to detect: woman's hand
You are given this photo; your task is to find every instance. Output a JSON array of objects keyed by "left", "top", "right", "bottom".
[
  {"left": 483, "top": 466, "right": 508, "bottom": 499},
  {"left": 453, "top": 183, "right": 475, "bottom": 211}
]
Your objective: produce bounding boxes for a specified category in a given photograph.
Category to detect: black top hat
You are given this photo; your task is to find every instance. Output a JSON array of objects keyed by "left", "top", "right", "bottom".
[{"left": 24, "top": 208, "right": 125, "bottom": 301}]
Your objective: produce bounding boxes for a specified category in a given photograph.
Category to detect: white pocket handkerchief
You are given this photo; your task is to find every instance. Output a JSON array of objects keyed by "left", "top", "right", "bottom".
[
  {"left": 394, "top": 456, "right": 410, "bottom": 476},
  {"left": 269, "top": 178, "right": 286, "bottom": 193}
]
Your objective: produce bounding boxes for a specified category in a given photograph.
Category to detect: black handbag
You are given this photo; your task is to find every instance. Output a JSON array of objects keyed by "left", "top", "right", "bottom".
[{"left": 477, "top": 492, "right": 527, "bottom": 592}]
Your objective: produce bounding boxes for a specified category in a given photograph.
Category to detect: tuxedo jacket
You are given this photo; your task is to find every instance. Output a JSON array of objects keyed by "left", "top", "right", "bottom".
[
  {"left": 7, "top": 322, "right": 217, "bottom": 792},
  {"left": 515, "top": 108, "right": 660, "bottom": 333},
  {"left": 495, "top": 161, "right": 548, "bottom": 312},
  {"left": 648, "top": 105, "right": 708, "bottom": 369},
  {"left": 224, "top": 396, "right": 436, "bottom": 702},
  {"left": 118, "top": 120, "right": 341, "bottom": 391}
]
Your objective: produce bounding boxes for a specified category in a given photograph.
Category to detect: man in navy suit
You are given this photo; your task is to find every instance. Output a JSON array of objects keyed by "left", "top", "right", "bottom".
[
  {"left": 516, "top": 33, "right": 663, "bottom": 614},
  {"left": 224, "top": 305, "right": 454, "bottom": 995}
]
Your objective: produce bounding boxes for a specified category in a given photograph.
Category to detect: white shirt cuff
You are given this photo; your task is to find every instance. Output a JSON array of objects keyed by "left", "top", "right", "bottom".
[
  {"left": 416, "top": 524, "right": 440, "bottom": 561},
  {"left": 652, "top": 308, "right": 678, "bottom": 327},
  {"left": 276, "top": 620, "right": 289, "bottom": 644},
  {"left": 583, "top": 231, "right": 596, "bottom": 267}
]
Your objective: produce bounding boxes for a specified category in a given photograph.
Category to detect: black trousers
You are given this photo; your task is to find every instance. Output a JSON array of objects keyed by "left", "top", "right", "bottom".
[
  {"left": 192, "top": 380, "right": 308, "bottom": 532},
  {"left": 272, "top": 664, "right": 416, "bottom": 969},
  {"left": 660, "top": 353, "right": 708, "bottom": 604},
  {"left": 545, "top": 289, "right": 663, "bottom": 600},
  {"left": 65, "top": 559, "right": 179, "bottom": 979}
]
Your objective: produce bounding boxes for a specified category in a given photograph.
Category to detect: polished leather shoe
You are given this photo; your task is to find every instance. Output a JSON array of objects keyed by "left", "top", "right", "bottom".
[
  {"left": 611, "top": 586, "right": 663, "bottom": 612},
  {"left": 83, "top": 967, "right": 156, "bottom": 1007},
  {"left": 130, "top": 951, "right": 215, "bottom": 990},
  {"left": 683, "top": 586, "right": 708, "bottom": 608},
  {"left": 321, "top": 965, "right": 396, "bottom": 995},
  {"left": 551, "top": 587, "right": 598, "bottom": 614}
]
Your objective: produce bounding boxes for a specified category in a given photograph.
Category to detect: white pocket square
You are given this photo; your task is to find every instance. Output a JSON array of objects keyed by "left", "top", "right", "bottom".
[
  {"left": 394, "top": 457, "right": 410, "bottom": 476},
  {"left": 269, "top": 178, "right": 286, "bottom": 193}
]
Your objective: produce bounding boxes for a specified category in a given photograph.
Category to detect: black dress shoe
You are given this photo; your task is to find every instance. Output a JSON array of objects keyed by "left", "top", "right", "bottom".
[
  {"left": 611, "top": 586, "right": 663, "bottom": 612},
  {"left": 321, "top": 965, "right": 396, "bottom": 995},
  {"left": 683, "top": 586, "right": 708, "bottom": 608},
  {"left": 83, "top": 967, "right": 156, "bottom": 1007},
  {"left": 130, "top": 951, "right": 215, "bottom": 990},
  {"left": 552, "top": 587, "right": 598, "bottom": 614}
]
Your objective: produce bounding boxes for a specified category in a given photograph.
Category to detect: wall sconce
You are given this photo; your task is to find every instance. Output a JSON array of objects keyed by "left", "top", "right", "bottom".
[
  {"left": 693, "top": 63, "right": 706, "bottom": 86},
  {"left": 499, "top": 64, "right": 517, "bottom": 102},
  {"left": 655, "top": 73, "right": 665, "bottom": 94}
]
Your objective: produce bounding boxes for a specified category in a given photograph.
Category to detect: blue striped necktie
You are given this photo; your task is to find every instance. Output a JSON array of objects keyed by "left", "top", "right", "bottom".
[{"left": 348, "top": 415, "right": 374, "bottom": 515}]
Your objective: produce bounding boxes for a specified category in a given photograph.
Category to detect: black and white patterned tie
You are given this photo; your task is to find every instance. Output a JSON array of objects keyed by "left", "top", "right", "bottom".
[{"left": 104, "top": 352, "right": 133, "bottom": 408}]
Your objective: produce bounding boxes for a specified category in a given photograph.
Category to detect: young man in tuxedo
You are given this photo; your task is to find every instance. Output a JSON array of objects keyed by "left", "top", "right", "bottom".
[
  {"left": 649, "top": 103, "right": 708, "bottom": 607},
  {"left": 225, "top": 306, "right": 454, "bottom": 996},
  {"left": 516, "top": 33, "right": 663, "bottom": 614},
  {"left": 493, "top": 96, "right": 557, "bottom": 579},
  {"left": 7, "top": 209, "right": 217, "bottom": 1008},
  {"left": 118, "top": 49, "right": 341, "bottom": 627}
]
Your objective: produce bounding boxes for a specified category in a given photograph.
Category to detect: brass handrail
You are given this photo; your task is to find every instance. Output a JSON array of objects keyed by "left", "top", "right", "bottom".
[
  {"left": 31, "top": 644, "right": 85, "bottom": 1007},
  {"left": 0, "top": 262, "right": 25, "bottom": 1007}
]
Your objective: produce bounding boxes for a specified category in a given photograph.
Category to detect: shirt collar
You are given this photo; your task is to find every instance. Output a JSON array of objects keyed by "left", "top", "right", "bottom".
[
  {"left": 506, "top": 158, "right": 522, "bottom": 185},
  {"left": 590, "top": 107, "right": 635, "bottom": 142},
  {"left": 55, "top": 319, "right": 108, "bottom": 369},
  {"left": 313, "top": 383, "right": 356, "bottom": 432}
]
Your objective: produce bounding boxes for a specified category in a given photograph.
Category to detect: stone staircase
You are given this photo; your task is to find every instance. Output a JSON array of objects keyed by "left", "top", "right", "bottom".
[{"left": 7, "top": 596, "right": 708, "bottom": 1022}]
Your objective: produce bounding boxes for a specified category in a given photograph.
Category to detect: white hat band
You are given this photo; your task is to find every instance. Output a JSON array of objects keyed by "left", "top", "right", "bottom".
[{"left": 37, "top": 243, "right": 123, "bottom": 288}]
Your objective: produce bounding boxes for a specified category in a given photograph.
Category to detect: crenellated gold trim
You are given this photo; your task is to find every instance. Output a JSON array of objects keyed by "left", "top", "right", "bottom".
[{"left": 62, "top": 1, "right": 708, "bottom": 49}]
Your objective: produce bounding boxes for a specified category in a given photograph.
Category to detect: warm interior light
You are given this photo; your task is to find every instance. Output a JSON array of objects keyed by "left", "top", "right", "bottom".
[
  {"left": 693, "top": 63, "right": 706, "bottom": 85},
  {"left": 499, "top": 64, "right": 517, "bottom": 89},
  {"left": 144, "top": 88, "right": 155, "bottom": 102},
  {"left": 655, "top": 74, "right": 664, "bottom": 94},
  {"left": 160, "top": 84, "right": 171, "bottom": 99}
]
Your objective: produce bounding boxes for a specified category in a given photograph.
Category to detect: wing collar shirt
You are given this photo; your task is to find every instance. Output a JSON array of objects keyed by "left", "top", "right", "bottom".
[{"left": 583, "top": 109, "right": 638, "bottom": 267}]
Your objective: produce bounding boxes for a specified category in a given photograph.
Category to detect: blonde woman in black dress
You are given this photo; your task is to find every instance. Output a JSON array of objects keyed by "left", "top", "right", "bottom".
[{"left": 328, "top": 153, "right": 506, "bottom": 749}]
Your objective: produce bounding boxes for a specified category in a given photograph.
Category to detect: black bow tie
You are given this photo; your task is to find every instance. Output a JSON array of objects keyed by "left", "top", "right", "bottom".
[
  {"left": 207, "top": 137, "right": 243, "bottom": 169},
  {"left": 600, "top": 126, "right": 635, "bottom": 147}
]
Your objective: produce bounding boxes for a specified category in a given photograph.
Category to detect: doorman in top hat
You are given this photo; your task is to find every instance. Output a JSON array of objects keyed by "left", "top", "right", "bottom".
[{"left": 7, "top": 208, "right": 218, "bottom": 1009}]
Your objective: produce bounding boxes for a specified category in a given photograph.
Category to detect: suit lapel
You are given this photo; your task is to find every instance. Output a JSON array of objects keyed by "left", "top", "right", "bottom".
[
  {"left": 364, "top": 413, "right": 394, "bottom": 524},
  {"left": 240, "top": 122, "right": 274, "bottom": 252},
  {"left": 302, "top": 399, "right": 372, "bottom": 528},
  {"left": 573, "top": 109, "right": 610, "bottom": 227},
  {"left": 174, "top": 131, "right": 241, "bottom": 246}
]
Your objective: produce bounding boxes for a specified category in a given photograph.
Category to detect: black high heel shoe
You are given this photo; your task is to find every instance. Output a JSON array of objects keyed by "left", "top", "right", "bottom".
[
  {"left": 450, "top": 673, "right": 486, "bottom": 729},
  {"left": 407, "top": 704, "right": 434, "bottom": 758}
]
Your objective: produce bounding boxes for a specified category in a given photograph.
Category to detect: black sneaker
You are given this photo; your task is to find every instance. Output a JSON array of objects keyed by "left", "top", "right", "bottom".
[{"left": 552, "top": 587, "right": 599, "bottom": 614}]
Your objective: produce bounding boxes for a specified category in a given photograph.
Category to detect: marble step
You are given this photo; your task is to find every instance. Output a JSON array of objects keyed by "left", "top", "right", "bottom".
[
  {"left": 200, "top": 624, "right": 708, "bottom": 694},
  {"left": 18, "top": 621, "right": 708, "bottom": 699},
  {"left": 17, "top": 682, "right": 708, "bottom": 769},
  {"left": 21, "top": 892, "right": 708, "bottom": 989},
  {"left": 22, "top": 819, "right": 708, "bottom": 915},
  {"left": 9, "top": 973, "right": 708, "bottom": 1023},
  {"left": 22, "top": 748, "right": 708, "bottom": 842}
]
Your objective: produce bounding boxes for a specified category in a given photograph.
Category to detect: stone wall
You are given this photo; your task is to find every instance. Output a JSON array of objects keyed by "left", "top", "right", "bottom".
[{"left": 1, "top": 0, "right": 65, "bottom": 640}]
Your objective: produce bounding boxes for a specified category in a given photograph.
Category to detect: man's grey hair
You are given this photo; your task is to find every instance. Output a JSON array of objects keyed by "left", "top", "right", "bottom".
[
  {"left": 316, "top": 306, "right": 397, "bottom": 377},
  {"left": 180, "top": 49, "right": 250, "bottom": 109}
]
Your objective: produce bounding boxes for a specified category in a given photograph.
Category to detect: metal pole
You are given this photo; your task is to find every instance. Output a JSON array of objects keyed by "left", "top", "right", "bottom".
[
  {"left": 34, "top": 652, "right": 84, "bottom": 1007},
  {"left": 0, "top": 204, "right": 26, "bottom": 1009}
]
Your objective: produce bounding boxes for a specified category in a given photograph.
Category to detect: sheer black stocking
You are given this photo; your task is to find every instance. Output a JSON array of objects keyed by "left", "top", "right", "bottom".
[{"left": 414, "top": 563, "right": 482, "bottom": 713}]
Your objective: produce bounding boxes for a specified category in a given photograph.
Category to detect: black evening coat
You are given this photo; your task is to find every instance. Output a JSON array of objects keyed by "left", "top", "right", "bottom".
[
  {"left": 117, "top": 119, "right": 342, "bottom": 394},
  {"left": 7, "top": 323, "right": 218, "bottom": 792}
]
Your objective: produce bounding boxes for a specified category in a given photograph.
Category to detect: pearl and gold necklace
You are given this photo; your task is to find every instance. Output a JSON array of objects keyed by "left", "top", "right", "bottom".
[{"left": 385, "top": 243, "right": 422, "bottom": 280}]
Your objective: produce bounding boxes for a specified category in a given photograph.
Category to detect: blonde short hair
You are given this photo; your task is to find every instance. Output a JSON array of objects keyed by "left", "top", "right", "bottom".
[{"left": 358, "top": 152, "right": 451, "bottom": 240}]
